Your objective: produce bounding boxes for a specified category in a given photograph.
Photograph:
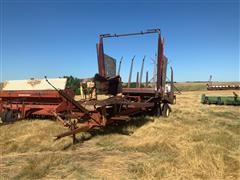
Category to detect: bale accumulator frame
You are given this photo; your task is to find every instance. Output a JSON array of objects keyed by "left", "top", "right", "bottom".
[
  {"left": 0, "top": 29, "right": 176, "bottom": 143},
  {"left": 52, "top": 29, "right": 175, "bottom": 142}
]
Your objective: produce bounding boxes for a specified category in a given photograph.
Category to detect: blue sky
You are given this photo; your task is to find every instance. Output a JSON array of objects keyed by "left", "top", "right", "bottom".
[{"left": 1, "top": 0, "right": 239, "bottom": 82}]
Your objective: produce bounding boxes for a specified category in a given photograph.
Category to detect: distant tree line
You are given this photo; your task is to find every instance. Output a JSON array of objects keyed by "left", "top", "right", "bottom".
[{"left": 63, "top": 76, "right": 81, "bottom": 95}]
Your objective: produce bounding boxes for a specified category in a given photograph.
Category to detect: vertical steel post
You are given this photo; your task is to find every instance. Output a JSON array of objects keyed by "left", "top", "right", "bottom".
[
  {"left": 157, "top": 33, "right": 164, "bottom": 92},
  {"left": 139, "top": 56, "right": 145, "bottom": 88},
  {"left": 98, "top": 37, "right": 106, "bottom": 77},
  {"left": 146, "top": 71, "right": 148, "bottom": 87},
  {"left": 162, "top": 56, "right": 168, "bottom": 90},
  {"left": 170, "top": 67, "right": 174, "bottom": 95},
  {"left": 136, "top": 72, "right": 139, "bottom": 87},
  {"left": 152, "top": 54, "right": 157, "bottom": 89},
  {"left": 117, "top": 57, "right": 123, "bottom": 76},
  {"left": 128, "top": 56, "right": 135, "bottom": 88}
]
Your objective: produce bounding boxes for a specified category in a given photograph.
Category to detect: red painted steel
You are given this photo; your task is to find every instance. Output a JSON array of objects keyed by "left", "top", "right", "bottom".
[
  {"left": 0, "top": 89, "right": 75, "bottom": 119},
  {"left": 97, "top": 37, "right": 106, "bottom": 77},
  {"left": 0, "top": 29, "right": 176, "bottom": 143},
  {"left": 157, "top": 35, "right": 164, "bottom": 92}
]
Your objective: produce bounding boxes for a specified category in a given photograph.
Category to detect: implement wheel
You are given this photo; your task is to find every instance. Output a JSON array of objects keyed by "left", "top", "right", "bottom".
[
  {"left": 6, "top": 110, "right": 14, "bottom": 122},
  {"left": 162, "top": 103, "right": 171, "bottom": 117},
  {"left": 154, "top": 102, "right": 162, "bottom": 116},
  {"left": 0, "top": 110, "right": 8, "bottom": 122},
  {"left": 1, "top": 110, "right": 19, "bottom": 123},
  {"left": 173, "top": 96, "right": 176, "bottom": 104},
  {"left": 12, "top": 110, "right": 21, "bottom": 121}
]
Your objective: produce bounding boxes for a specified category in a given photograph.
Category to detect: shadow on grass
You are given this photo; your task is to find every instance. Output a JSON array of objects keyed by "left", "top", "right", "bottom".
[{"left": 72, "top": 115, "right": 155, "bottom": 145}]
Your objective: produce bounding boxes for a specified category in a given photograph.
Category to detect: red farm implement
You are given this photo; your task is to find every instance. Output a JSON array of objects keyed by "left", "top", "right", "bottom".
[
  {"left": 0, "top": 78, "right": 75, "bottom": 122},
  {"left": 0, "top": 29, "right": 176, "bottom": 143}
]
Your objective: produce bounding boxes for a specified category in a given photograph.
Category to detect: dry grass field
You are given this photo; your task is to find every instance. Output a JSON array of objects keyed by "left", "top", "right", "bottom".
[{"left": 0, "top": 89, "right": 239, "bottom": 179}]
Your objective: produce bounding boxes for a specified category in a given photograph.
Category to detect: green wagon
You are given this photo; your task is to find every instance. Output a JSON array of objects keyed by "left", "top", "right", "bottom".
[{"left": 201, "top": 93, "right": 240, "bottom": 106}]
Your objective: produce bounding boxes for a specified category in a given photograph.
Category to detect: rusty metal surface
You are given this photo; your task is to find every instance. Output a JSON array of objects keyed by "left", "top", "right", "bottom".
[
  {"left": 104, "top": 54, "right": 116, "bottom": 77},
  {"left": 0, "top": 88, "right": 75, "bottom": 120},
  {"left": 0, "top": 29, "right": 176, "bottom": 143},
  {"left": 157, "top": 34, "right": 164, "bottom": 92},
  {"left": 122, "top": 88, "right": 156, "bottom": 95},
  {"left": 0, "top": 90, "right": 61, "bottom": 98},
  {"left": 53, "top": 29, "right": 175, "bottom": 141},
  {"left": 97, "top": 38, "right": 106, "bottom": 77}
]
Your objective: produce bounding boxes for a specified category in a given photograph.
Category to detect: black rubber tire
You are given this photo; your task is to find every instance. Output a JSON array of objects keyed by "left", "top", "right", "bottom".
[
  {"left": 1, "top": 110, "right": 8, "bottom": 122},
  {"left": 154, "top": 103, "right": 162, "bottom": 116},
  {"left": 13, "top": 110, "right": 21, "bottom": 121},
  {"left": 162, "top": 103, "right": 171, "bottom": 117},
  {"left": 5, "top": 110, "right": 14, "bottom": 122}
]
